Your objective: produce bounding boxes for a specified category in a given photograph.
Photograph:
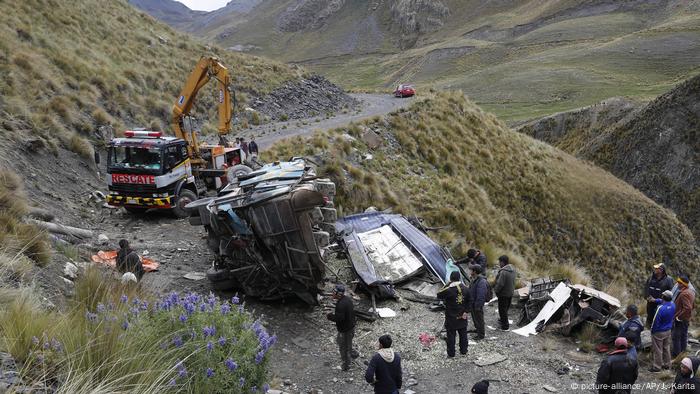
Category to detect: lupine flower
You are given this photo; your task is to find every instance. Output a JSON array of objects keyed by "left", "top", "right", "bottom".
[
  {"left": 177, "top": 367, "right": 187, "bottom": 378},
  {"left": 51, "top": 339, "right": 62, "bottom": 352},
  {"left": 231, "top": 296, "right": 240, "bottom": 304},
  {"left": 31, "top": 336, "right": 39, "bottom": 346},
  {"left": 206, "top": 341, "right": 213, "bottom": 353},
  {"left": 169, "top": 378, "right": 176, "bottom": 386},
  {"left": 251, "top": 386, "right": 257, "bottom": 393},
  {"left": 239, "top": 377, "right": 245, "bottom": 387},
  {"left": 206, "top": 368, "right": 214, "bottom": 378},
  {"left": 179, "top": 314, "right": 188, "bottom": 323},
  {"left": 173, "top": 336, "right": 183, "bottom": 348},
  {"left": 85, "top": 311, "right": 98, "bottom": 322},
  {"left": 184, "top": 302, "right": 196, "bottom": 315},
  {"left": 218, "top": 336, "right": 226, "bottom": 347},
  {"left": 203, "top": 326, "right": 216, "bottom": 337},
  {"left": 96, "top": 303, "right": 106, "bottom": 313},
  {"left": 120, "top": 294, "right": 128, "bottom": 303},
  {"left": 121, "top": 321, "right": 130, "bottom": 330},
  {"left": 132, "top": 297, "right": 140, "bottom": 306},
  {"left": 140, "top": 300, "right": 149, "bottom": 311},
  {"left": 225, "top": 358, "right": 238, "bottom": 372},
  {"left": 220, "top": 303, "right": 231, "bottom": 315},
  {"left": 199, "top": 303, "right": 207, "bottom": 312},
  {"left": 262, "top": 384, "right": 270, "bottom": 393},
  {"left": 255, "top": 351, "right": 265, "bottom": 364}
]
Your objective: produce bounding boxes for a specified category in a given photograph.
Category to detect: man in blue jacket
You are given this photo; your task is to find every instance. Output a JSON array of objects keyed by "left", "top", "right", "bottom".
[
  {"left": 648, "top": 290, "right": 676, "bottom": 372},
  {"left": 365, "top": 334, "right": 402, "bottom": 394}
]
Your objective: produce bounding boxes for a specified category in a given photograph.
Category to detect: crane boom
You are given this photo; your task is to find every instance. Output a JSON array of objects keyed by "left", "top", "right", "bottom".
[{"left": 172, "top": 56, "right": 233, "bottom": 161}]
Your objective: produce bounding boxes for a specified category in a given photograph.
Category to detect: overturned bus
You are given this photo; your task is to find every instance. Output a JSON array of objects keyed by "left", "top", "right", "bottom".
[{"left": 185, "top": 159, "right": 336, "bottom": 304}]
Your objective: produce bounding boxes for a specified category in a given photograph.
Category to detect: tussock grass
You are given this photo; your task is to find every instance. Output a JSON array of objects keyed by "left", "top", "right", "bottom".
[
  {"left": 0, "top": 0, "right": 300, "bottom": 151},
  {"left": 265, "top": 92, "right": 699, "bottom": 295}
]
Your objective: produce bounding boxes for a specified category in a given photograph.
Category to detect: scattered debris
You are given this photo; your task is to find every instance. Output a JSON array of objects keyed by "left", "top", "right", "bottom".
[
  {"left": 91, "top": 250, "right": 159, "bottom": 272},
  {"left": 543, "top": 384, "right": 558, "bottom": 392},
  {"left": 183, "top": 272, "right": 206, "bottom": 281},
  {"left": 98, "top": 234, "right": 110, "bottom": 244},
  {"left": 373, "top": 307, "right": 397, "bottom": 318},
  {"left": 27, "top": 218, "right": 93, "bottom": 239}
]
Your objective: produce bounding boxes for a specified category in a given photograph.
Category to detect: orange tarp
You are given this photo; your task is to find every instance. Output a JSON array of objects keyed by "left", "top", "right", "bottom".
[{"left": 91, "top": 250, "right": 159, "bottom": 272}]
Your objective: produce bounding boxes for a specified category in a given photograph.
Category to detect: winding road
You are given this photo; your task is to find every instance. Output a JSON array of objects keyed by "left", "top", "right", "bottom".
[{"left": 242, "top": 93, "right": 415, "bottom": 150}]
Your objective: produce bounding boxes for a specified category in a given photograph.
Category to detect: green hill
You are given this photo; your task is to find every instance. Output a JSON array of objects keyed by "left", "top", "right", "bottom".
[
  {"left": 519, "top": 75, "right": 700, "bottom": 240},
  {"left": 0, "top": 0, "right": 300, "bottom": 157},
  {"left": 265, "top": 92, "right": 699, "bottom": 295},
  {"left": 132, "top": 0, "right": 700, "bottom": 123}
]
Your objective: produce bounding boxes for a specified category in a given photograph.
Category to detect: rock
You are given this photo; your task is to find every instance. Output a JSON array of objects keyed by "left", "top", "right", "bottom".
[
  {"left": 404, "top": 390, "right": 416, "bottom": 394},
  {"left": 543, "top": 384, "right": 558, "bottom": 392},
  {"left": 406, "top": 378, "right": 418, "bottom": 387},
  {"left": 365, "top": 206, "right": 378, "bottom": 213},
  {"left": 361, "top": 130, "right": 383, "bottom": 149},
  {"left": 97, "top": 233, "right": 109, "bottom": 244},
  {"left": 63, "top": 262, "right": 78, "bottom": 279},
  {"left": 121, "top": 272, "right": 137, "bottom": 284},
  {"left": 473, "top": 353, "right": 507, "bottom": 367}
]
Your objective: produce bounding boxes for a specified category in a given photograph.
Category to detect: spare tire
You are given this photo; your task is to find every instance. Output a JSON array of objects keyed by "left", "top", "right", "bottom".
[{"left": 227, "top": 164, "right": 253, "bottom": 183}]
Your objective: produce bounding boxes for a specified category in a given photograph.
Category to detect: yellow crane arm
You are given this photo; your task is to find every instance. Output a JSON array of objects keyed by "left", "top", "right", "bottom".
[{"left": 172, "top": 56, "right": 233, "bottom": 160}]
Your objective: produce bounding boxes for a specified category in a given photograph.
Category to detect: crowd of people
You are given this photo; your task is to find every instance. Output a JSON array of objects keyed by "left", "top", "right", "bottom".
[
  {"left": 325, "top": 251, "right": 697, "bottom": 393},
  {"left": 326, "top": 249, "right": 516, "bottom": 393}
]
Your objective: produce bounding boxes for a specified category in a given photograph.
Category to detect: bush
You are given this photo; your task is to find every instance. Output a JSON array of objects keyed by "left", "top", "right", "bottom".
[{"left": 68, "top": 133, "right": 93, "bottom": 160}]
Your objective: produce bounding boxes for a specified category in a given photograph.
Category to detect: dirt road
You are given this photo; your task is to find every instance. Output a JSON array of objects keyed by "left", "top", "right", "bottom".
[{"left": 243, "top": 94, "right": 414, "bottom": 150}]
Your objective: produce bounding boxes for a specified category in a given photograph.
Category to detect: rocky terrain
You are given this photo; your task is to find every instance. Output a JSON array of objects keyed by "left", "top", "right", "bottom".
[{"left": 518, "top": 75, "right": 700, "bottom": 240}]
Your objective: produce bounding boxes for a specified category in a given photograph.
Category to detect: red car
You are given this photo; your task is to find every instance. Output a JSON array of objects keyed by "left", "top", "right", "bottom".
[{"left": 394, "top": 84, "right": 415, "bottom": 98}]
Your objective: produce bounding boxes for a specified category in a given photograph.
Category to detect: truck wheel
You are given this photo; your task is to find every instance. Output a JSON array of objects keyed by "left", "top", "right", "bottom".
[
  {"left": 227, "top": 164, "right": 253, "bottom": 183},
  {"left": 125, "top": 206, "right": 148, "bottom": 215},
  {"left": 172, "top": 189, "right": 197, "bottom": 219}
]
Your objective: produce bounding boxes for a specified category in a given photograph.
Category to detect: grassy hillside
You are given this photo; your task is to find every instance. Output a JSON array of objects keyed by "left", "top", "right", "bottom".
[
  {"left": 0, "top": 0, "right": 299, "bottom": 156},
  {"left": 520, "top": 75, "right": 700, "bottom": 239},
  {"left": 265, "top": 92, "right": 699, "bottom": 295},
  {"left": 139, "top": 0, "right": 700, "bottom": 123}
]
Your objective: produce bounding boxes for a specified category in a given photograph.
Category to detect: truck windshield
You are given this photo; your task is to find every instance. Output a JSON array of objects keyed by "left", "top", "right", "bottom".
[{"left": 109, "top": 147, "right": 162, "bottom": 171}]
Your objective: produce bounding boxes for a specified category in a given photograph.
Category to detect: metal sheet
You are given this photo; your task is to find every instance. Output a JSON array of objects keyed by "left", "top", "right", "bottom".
[
  {"left": 513, "top": 282, "right": 572, "bottom": 337},
  {"left": 357, "top": 225, "right": 424, "bottom": 283}
]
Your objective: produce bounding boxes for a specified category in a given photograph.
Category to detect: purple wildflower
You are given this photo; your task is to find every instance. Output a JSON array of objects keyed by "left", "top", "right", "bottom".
[
  {"left": 96, "top": 303, "right": 106, "bottom": 313},
  {"left": 231, "top": 295, "right": 240, "bottom": 304},
  {"left": 206, "top": 368, "right": 214, "bottom": 378},
  {"left": 239, "top": 377, "right": 245, "bottom": 387},
  {"left": 206, "top": 341, "right": 213, "bottom": 353},
  {"left": 121, "top": 321, "right": 130, "bottom": 330},
  {"left": 218, "top": 336, "right": 226, "bottom": 347},
  {"left": 179, "top": 314, "right": 188, "bottom": 323},
  {"left": 85, "top": 311, "right": 98, "bottom": 322},
  {"left": 225, "top": 358, "right": 238, "bottom": 372},
  {"left": 172, "top": 336, "right": 183, "bottom": 348},
  {"left": 262, "top": 383, "right": 270, "bottom": 393},
  {"left": 140, "top": 300, "right": 149, "bottom": 311},
  {"left": 51, "top": 339, "right": 62, "bottom": 352},
  {"left": 184, "top": 302, "right": 195, "bottom": 315},
  {"left": 177, "top": 367, "right": 187, "bottom": 378},
  {"left": 207, "top": 293, "right": 216, "bottom": 306},
  {"left": 255, "top": 351, "right": 265, "bottom": 364},
  {"left": 251, "top": 387, "right": 257, "bottom": 393},
  {"left": 169, "top": 378, "right": 176, "bottom": 386},
  {"left": 132, "top": 297, "right": 140, "bottom": 306},
  {"left": 203, "top": 326, "right": 216, "bottom": 337},
  {"left": 199, "top": 303, "right": 207, "bottom": 312},
  {"left": 220, "top": 303, "right": 231, "bottom": 315},
  {"left": 189, "top": 329, "right": 196, "bottom": 340},
  {"left": 31, "top": 336, "right": 39, "bottom": 346},
  {"left": 120, "top": 294, "right": 128, "bottom": 304}
]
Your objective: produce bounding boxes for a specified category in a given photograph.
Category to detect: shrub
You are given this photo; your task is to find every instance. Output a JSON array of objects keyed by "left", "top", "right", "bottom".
[{"left": 68, "top": 133, "right": 93, "bottom": 159}]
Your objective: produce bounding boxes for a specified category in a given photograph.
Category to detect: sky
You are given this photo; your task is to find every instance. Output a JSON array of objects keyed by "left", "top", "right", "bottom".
[{"left": 177, "top": 0, "right": 229, "bottom": 11}]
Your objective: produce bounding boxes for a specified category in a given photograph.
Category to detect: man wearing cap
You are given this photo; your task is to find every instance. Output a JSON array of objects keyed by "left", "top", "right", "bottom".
[
  {"left": 595, "top": 337, "right": 638, "bottom": 394},
  {"left": 326, "top": 284, "right": 356, "bottom": 371},
  {"left": 673, "top": 274, "right": 696, "bottom": 358},
  {"left": 494, "top": 255, "right": 516, "bottom": 330},
  {"left": 648, "top": 290, "right": 676, "bottom": 372},
  {"left": 437, "top": 271, "right": 471, "bottom": 357},
  {"left": 645, "top": 263, "right": 675, "bottom": 328},
  {"left": 672, "top": 357, "right": 700, "bottom": 394},
  {"left": 469, "top": 265, "right": 488, "bottom": 340}
]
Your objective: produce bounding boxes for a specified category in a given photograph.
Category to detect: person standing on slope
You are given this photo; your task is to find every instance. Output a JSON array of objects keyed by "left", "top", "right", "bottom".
[
  {"left": 648, "top": 290, "right": 676, "bottom": 372},
  {"left": 493, "top": 255, "right": 516, "bottom": 330},
  {"left": 645, "top": 263, "right": 674, "bottom": 328},
  {"left": 326, "top": 284, "right": 356, "bottom": 371},
  {"left": 672, "top": 274, "right": 695, "bottom": 358},
  {"left": 469, "top": 265, "right": 488, "bottom": 340},
  {"left": 437, "top": 271, "right": 471, "bottom": 357}
]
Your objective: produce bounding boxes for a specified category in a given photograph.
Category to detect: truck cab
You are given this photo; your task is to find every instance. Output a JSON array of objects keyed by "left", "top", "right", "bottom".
[{"left": 106, "top": 130, "right": 198, "bottom": 217}]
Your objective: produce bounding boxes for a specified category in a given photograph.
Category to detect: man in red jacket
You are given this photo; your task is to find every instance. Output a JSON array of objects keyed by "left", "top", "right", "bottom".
[{"left": 673, "top": 274, "right": 695, "bottom": 358}]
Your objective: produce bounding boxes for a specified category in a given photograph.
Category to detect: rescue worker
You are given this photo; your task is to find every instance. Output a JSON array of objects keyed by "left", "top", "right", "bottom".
[
  {"left": 595, "top": 337, "right": 638, "bottom": 394},
  {"left": 326, "top": 284, "right": 356, "bottom": 371},
  {"left": 673, "top": 274, "right": 695, "bottom": 358},
  {"left": 644, "top": 263, "right": 674, "bottom": 328},
  {"left": 436, "top": 271, "right": 471, "bottom": 357},
  {"left": 493, "top": 255, "right": 516, "bottom": 330},
  {"left": 648, "top": 290, "right": 676, "bottom": 372},
  {"left": 672, "top": 357, "right": 700, "bottom": 394},
  {"left": 618, "top": 304, "right": 643, "bottom": 351},
  {"left": 364, "top": 334, "right": 402, "bottom": 394},
  {"left": 116, "top": 239, "right": 144, "bottom": 280},
  {"left": 469, "top": 265, "right": 488, "bottom": 340}
]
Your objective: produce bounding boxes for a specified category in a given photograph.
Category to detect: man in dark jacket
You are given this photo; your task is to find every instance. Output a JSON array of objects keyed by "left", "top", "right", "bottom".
[
  {"left": 469, "top": 265, "right": 487, "bottom": 340},
  {"left": 249, "top": 139, "right": 259, "bottom": 158},
  {"left": 458, "top": 248, "right": 487, "bottom": 276},
  {"left": 673, "top": 274, "right": 695, "bottom": 358},
  {"left": 596, "top": 337, "right": 638, "bottom": 394},
  {"left": 618, "top": 304, "right": 644, "bottom": 351},
  {"left": 493, "top": 255, "right": 516, "bottom": 330},
  {"left": 326, "top": 284, "right": 356, "bottom": 371},
  {"left": 437, "top": 271, "right": 471, "bottom": 357},
  {"left": 365, "top": 334, "right": 402, "bottom": 394},
  {"left": 645, "top": 263, "right": 675, "bottom": 328},
  {"left": 672, "top": 357, "right": 700, "bottom": 394},
  {"left": 116, "top": 239, "right": 144, "bottom": 280}
]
